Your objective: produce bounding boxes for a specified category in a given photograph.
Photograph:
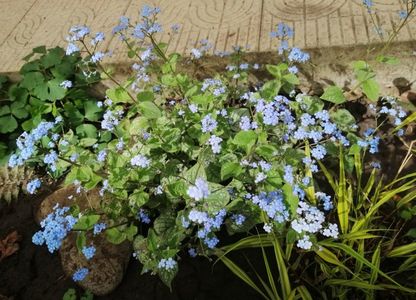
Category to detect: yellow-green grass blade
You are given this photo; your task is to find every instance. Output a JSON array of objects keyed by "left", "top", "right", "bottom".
[
  {"left": 317, "top": 161, "right": 337, "bottom": 193},
  {"left": 338, "top": 146, "right": 349, "bottom": 234},
  {"left": 394, "top": 111, "right": 416, "bottom": 132},
  {"left": 388, "top": 242, "right": 416, "bottom": 257},
  {"left": 314, "top": 246, "right": 351, "bottom": 273},
  {"left": 272, "top": 237, "right": 292, "bottom": 299},
  {"left": 218, "top": 255, "right": 269, "bottom": 300},
  {"left": 259, "top": 243, "right": 279, "bottom": 298},
  {"left": 320, "top": 241, "right": 404, "bottom": 288}
]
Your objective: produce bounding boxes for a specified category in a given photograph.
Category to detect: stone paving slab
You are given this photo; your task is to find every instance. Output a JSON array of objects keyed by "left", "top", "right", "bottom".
[{"left": 0, "top": 0, "right": 415, "bottom": 72}]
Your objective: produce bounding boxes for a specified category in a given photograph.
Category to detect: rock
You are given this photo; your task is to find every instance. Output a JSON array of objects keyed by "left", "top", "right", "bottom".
[
  {"left": 400, "top": 90, "right": 416, "bottom": 105},
  {"left": 35, "top": 186, "right": 102, "bottom": 224},
  {"left": 393, "top": 77, "right": 412, "bottom": 95},
  {"left": 35, "top": 186, "right": 132, "bottom": 295},
  {"left": 60, "top": 232, "right": 131, "bottom": 296}
]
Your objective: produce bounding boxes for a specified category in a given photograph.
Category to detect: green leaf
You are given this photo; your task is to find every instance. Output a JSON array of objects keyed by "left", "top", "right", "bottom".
[
  {"left": 205, "top": 183, "right": 230, "bottom": 213},
  {"left": 76, "top": 124, "right": 97, "bottom": 138},
  {"left": 283, "top": 73, "right": 300, "bottom": 85},
  {"left": 32, "top": 46, "right": 47, "bottom": 54},
  {"left": 138, "top": 101, "right": 161, "bottom": 119},
  {"left": 33, "top": 79, "right": 66, "bottom": 100},
  {"left": 79, "top": 138, "right": 97, "bottom": 147},
  {"left": 84, "top": 100, "right": 102, "bottom": 121},
  {"left": 154, "top": 213, "right": 176, "bottom": 236},
  {"left": 282, "top": 184, "right": 299, "bottom": 216},
  {"left": 63, "top": 288, "right": 77, "bottom": 300},
  {"left": 388, "top": 243, "right": 416, "bottom": 257},
  {"left": 0, "top": 105, "right": 10, "bottom": 116},
  {"left": 124, "top": 225, "right": 138, "bottom": 241},
  {"left": 0, "top": 115, "right": 18, "bottom": 133},
  {"left": 266, "top": 64, "right": 286, "bottom": 77},
  {"left": 106, "top": 87, "right": 132, "bottom": 103},
  {"left": 73, "top": 214, "right": 100, "bottom": 230},
  {"left": 184, "top": 162, "right": 206, "bottom": 182},
  {"left": 10, "top": 99, "right": 28, "bottom": 119},
  {"left": 330, "top": 109, "right": 356, "bottom": 131},
  {"left": 233, "top": 130, "right": 257, "bottom": 153},
  {"left": 158, "top": 266, "right": 178, "bottom": 290},
  {"left": 376, "top": 55, "right": 399, "bottom": 65},
  {"left": 137, "top": 90, "right": 154, "bottom": 102},
  {"left": 362, "top": 78, "right": 379, "bottom": 101},
  {"left": 40, "top": 47, "right": 63, "bottom": 68},
  {"left": 255, "top": 144, "right": 278, "bottom": 159},
  {"left": 106, "top": 227, "right": 126, "bottom": 244},
  {"left": 129, "top": 190, "right": 149, "bottom": 207},
  {"left": 20, "top": 72, "right": 44, "bottom": 90},
  {"left": 321, "top": 86, "right": 346, "bottom": 104},
  {"left": 76, "top": 232, "right": 86, "bottom": 251},
  {"left": 220, "top": 162, "right": 243, "bottom": 181}
]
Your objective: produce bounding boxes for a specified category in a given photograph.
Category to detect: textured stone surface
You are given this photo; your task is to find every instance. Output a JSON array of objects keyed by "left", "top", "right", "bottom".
[
  {"left": 60, "top": 232, "right": 131, "bottom": 296},
  {"left": 0, "top": 0, "right": 415, "bottom": 72},
  {"left": 35, "top": 186, "right": 132, "bottom": 295},
  {"left": 35, "top": 186, "right": 102, "bottom": 224}
]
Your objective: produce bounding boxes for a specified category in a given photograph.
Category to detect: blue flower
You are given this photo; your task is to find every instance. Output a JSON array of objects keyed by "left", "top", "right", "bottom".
[
  {"left": 97, "top": 150, "right": 107, "bottom": 162},
  {"left": 188, "top": 248, "right": 197, "bottom": 257},
  {"left": 73, "top": 268, "right": 89, "bottom": 281},
  {"left": 93, "top": 223, "right": 107, "bottom": 235},
  {"left": 231, "top": 214, "right": 246, "bottom": 226},
  {"left": 270, "top": 22, "right": 294, "bottom": 39},
  {"left": 140, "top": 5, "right": 161, "bottom": 18},
  {"left": 91, "top": 32, "right": 105, "bottom": 45},
  {"left": 204, "top": 236, "right": 219, "bottom": 249},
  {"left": 27, "top": 178, "right": 41, "bottom": 194},
  {"left": 208, "top": 135, "right": 222, "bottom": 154},
  {"left": 66, "top": 43, "right": 79, "bottom": 55},
  {"left": 33, "top": 205, "right": 78, "bottom": 253},
  {"left": 82, "top": 246, "right": 96, "bottom": 260},
  {"left": 187, "top": 178, "right": 210, "bottom": 201},
  {"left": 44, "top": 151, "right": 58, "bottom": 171},
  {"left": 288, "top": 48, "right": 310, "bottom": 63},
  {"left": 283, "top": 165, "right": 294, "bottom": 185},
  {"left": 60, "top": 80, "right": 72, "bottom": 89},
  {"left": 91, "top": 51, "right": 105, "bottom": 63},
  {"left": 138, "top": 209, "right": 151, "bottom": 224},
  {"left": 158, "top": 257, "right": 177, "bottom": 270},
  {"left": 251, "top": 190, "right": 290, "bottom": 223},
  {"left": 311, "top": 145, "right": 327, "bottom": 160},
  {"left": 201, "top": 115, "right": 217, "bottom": 133},
  {"left": 113, "top": 16, "right": 129, "bottom": 34},
  {"left": 130, "top": 154, "right": 151, "bottom": 168}
]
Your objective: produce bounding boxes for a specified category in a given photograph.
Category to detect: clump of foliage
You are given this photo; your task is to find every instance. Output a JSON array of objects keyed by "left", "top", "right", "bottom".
[
  {"left": 0, "top": 46, "right": 102, "bottom": 165},
  {"left": 8, "top": 3, "right": 416, "bottom": 298}
]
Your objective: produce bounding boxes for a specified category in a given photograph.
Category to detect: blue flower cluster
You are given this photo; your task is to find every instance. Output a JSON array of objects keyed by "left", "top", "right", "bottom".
[
  {"left": 9, "top": 121, "right": 55, "bottom": 168},
  {"left": 186, "top": 209, "right": 226, "bottom": 248},
  {"left": 231, "top": 214, "right": 246, "bottom": 226},
  {"left": 249, "top": 190, "right": 290, "bottom": 223},
  {"left": 93, "top": 223, "right": 107, "bottom": 235},
  {"left": 32, "top": 205, "right": 78, "bottom": 253},
  {"left": 73, "top": 267, "right": 89, "bottom": 281},
  {"left": 201, "top": 78, "right": 226, "bottom": 97},
  {"left": 82, "top": 245, "right": 96, "bottom": 260},
  {"left": 132, "top": 5, "right": 162, "bottom": 39},
  {"left": 27, "top": 178, "right": 41, "bottom": 194},
  {"left": 158, "top": 257, "right": 177, "bottom": 271},
  {"left": 358, "top": 128, "right": 380, "bottom": 154},
  {"left": 187, "top": 178, "right": 210, "bottom": 201},
  {"left": 101, "top": 110, "right": 123, "bottom": 131},
  {"left": 138, "top": 209, "right": 151, "bottom": 224},
  {"left": 201, "top": 114, "right": 218, "bottom": 133}
]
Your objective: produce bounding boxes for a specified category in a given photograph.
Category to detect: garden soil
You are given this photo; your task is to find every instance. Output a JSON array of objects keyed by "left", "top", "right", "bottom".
[{"left": 0, "top": 186, "right": 261, "bottom": 300}]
